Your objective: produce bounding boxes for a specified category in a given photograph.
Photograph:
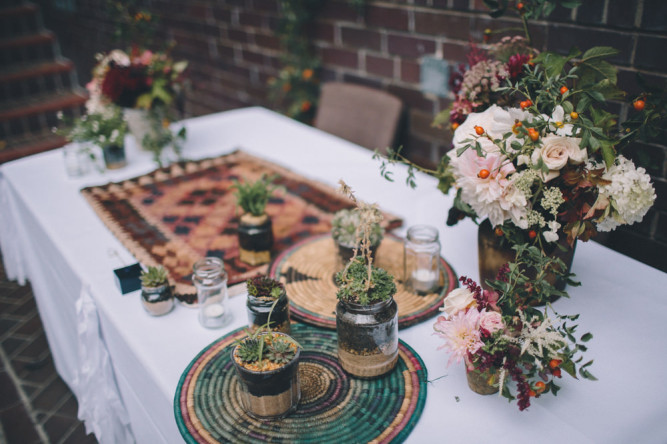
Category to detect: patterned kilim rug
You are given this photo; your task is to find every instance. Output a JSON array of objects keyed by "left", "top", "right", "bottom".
[{"left": 81, "top": 150, "right": 402, "bottom": 299}]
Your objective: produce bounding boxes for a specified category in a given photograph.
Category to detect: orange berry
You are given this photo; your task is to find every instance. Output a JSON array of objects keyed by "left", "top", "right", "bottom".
[
  {"left": 301, "top": 101, "right": 311, "bottom": 112},
  {"left": 520, "top": 99, "right": 533, "bottom": 110},
  {"left": 517, "top": 2, "right": 525, "bottom": 10},
  {"left": 528, "top": 230, "right": 537, "bottom": 239},
  {"left": 474, "top": 125, "right": 485, "bottom": 135},
  {"left": 559, "top": 85, "right": 569, "bottom": 94},
  {"left": 452, "top": 122, "right": 460, "bottom": 131},
  {"left": 633, "top": 99, "right": 645, "bottom": 111},
  {"left": 552, "top": 368, "right": 562, "bottom": 378},
  {"left": 535, "top": 381, "right": 546, "bottom": 392},
  {"left": 528, "top": 128, "right": 539, "bottom": 142},
  {"left": 494, "top": 227, "right": 504, "bottom": 237},
  {"left": 302, "top": 68, "right": 314, "bottom": 80},
  {"left": 478, "top": 169, "right": 490, "bottom": 179},
  {"left": 549, "top": 359, "right": 562, "bottom": 369},
  {"left": 529, "top": 389, "right": 537, "bottom": 397},
  {"left": 570, "top": 111, "right": 579, "bottom": 120}
]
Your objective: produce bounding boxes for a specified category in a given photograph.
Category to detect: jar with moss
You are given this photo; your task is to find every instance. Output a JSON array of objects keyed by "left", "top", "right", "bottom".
[
  {"left": 331, "top": 208, "right": 383, "bottom": 268},
  {"left": 232, "top": 175, "right": 278, "bottom": 266},
  {"left": 335, "top": 257, "right": 398, "bottom": 378},
  {"left": 246, "top": 276, "right": 290, "bottom": 334}
]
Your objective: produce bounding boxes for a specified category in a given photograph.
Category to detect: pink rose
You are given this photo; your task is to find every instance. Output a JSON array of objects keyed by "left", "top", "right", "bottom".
[{"left": 479, "top": 310, "right": 503, "bottom": 335}]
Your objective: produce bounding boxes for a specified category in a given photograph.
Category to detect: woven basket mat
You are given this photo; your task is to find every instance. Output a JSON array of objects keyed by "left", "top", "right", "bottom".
[
  {"left": 269, "top": 234, "right": 458, "bottom": 330},
  {"left": 174, "top": 322, "right": 427, "bottom": 444},
  {"left": 80, "top": 150, "right": 402, "bottom": 299}
]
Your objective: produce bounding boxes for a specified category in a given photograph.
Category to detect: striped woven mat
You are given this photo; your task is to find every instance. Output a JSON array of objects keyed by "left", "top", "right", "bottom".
[{"left": 174, "top": 322, "right": 428, "bottom": 443}]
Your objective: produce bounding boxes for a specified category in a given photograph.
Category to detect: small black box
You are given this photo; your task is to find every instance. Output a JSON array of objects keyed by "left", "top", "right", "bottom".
[{"left": 113, "top": 263, "right": 143, "bottom": 294}]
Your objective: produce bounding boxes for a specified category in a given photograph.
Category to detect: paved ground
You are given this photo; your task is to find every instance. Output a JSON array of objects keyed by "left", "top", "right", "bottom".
[{"left": 0, "top": 254, "right": 97, "bottom": 444}]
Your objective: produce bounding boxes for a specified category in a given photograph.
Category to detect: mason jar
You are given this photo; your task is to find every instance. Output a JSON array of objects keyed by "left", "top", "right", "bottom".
[
  {"left": 403, "top": 225, "right": 441, "bottom": 294},
  {"left": 335, "top": 298, "right": 398, "bottom": 378},
  {"left": 246, "top": 289, "right": 291, "bottom": 334},
  {"left": 192, "top": 257, "right": 230, "bottom": 328}
]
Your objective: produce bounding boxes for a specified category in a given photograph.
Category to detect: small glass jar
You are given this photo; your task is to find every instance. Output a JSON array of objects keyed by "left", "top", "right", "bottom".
[
  {"left": 192, "top": 257, "right": 230, "bottom": 329},
  {"left": 336, "top": 298, "right": 398, "bottom": 378},
  {"left": 102, "top": 143, "right": 127, "bottom": 170},
  {"left": 246, "top": 290, "right": 291, "bottom": 334},
  {"left": 403, "top": 225, "right": 441, "bottom": 294},
  {"left": 63, "top": 144, "right": 91, "bottom": 177},
  {"left": 141, "top": 283, "right": 174, "bottom": 316}
]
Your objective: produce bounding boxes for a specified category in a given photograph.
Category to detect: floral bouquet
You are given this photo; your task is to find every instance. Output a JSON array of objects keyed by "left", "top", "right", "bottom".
[
  {"left": 433, "top": 244, "right": 595, "bottom": 411},
  {"left": 58, "top": 106, "right": 127, "bottom": 148},
  {"left": 86, "top": 47, "right": 188, "bottom": 166},
  {"left": 86, "top": 47, "right": 187, "bottom": 112}
]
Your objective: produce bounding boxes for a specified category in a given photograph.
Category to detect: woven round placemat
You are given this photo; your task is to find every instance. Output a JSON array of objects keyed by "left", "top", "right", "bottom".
[
  {"left": 174, "top": 323, "right": 428, "bottom": 444},
  {"left": 268, "top": 234, "right": 457, "bottom": 329}
]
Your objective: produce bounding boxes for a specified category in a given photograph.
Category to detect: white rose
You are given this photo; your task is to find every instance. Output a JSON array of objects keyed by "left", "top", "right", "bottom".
[
  {"left": 540, "top": 136, "right": 570, "bottom": 170},
  {"left": 441, "top": 288, "right": 476, "bottom": 317}
]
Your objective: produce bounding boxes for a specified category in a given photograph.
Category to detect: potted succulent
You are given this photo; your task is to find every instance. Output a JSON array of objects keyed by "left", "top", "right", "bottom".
[
  {"left": 232, "top": 175, "right": 278, "bottom": 265},
  {"left": 231, "top": 307, "right": 301, "bottom": 419},
  {"left": 331, "top": 208, "right": 384, "bottom": 268},
  {"left": 246, "top": 276, "right": 290, "bottom": 334},
  {"left": 334, "top": 182, "right": 399, "bottom": 378},
  {"left": 140, "top": 265, "right": 174, "bottom": 316}
]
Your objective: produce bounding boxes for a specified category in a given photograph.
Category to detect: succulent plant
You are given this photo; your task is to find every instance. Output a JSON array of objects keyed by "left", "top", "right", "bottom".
[
  {"left": 331, "top": 208, "right": 383, "bottom": 247},
  {"left": 335, "top": 256, "right": 397, "bottom": 305},
  {"left": 236, "top": 338, "right": 262, "bottom": 363},
  {"left": 140, "top": 265, "right": 169, "bottom": 288},
  {"left": 232, "top": 175, "right": 278, "bottom": 216},
  {"left": 265, "top": 339, "right": 296, "bottom": 364},
  {"left": 246, "top": 276, "right": 284, "bottom": 299}
]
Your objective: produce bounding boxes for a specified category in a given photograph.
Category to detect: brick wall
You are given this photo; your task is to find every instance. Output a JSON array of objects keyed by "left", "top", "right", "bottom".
[{"left": 37, "top": 0, "right": 666, "bottom": 272}]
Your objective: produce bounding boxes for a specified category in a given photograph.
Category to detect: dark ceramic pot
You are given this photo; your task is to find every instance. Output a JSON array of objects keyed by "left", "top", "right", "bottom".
[
  {"left": 140, "top": 283, "right": 174, "bottom": 316},
  {"left": 477, "top": 219, "right": 576, "bottom": 298},
  {"left": 102, "top": 144, "right": 127, "bottom": 169},
  {"left": 238, "top": 213, "right": 273, "bottom": 265},
  {"left": 246, "top": 290, "right": 291, "bottom": 334},
  {"left": 232, "top": 333, "right": 301, "bottom": 419},
  {"left": 335, "top": 298, "right": 398, "bottom": 378}
]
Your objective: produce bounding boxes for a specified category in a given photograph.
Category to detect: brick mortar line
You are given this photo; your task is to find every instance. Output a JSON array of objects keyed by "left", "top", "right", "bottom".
[{"left": 0, "top": 345, "right": 49, "bottom": 443}]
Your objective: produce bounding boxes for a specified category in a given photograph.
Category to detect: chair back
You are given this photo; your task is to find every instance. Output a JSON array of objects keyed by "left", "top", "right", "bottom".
[{"left": 314, "top": 82, "right": 403, "bottom": 152}]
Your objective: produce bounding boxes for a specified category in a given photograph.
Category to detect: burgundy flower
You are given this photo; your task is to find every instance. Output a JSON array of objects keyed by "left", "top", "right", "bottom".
[
  {"left": 507, "top": 53, "right": 532, "bottom": 80},
  {"left": 100, "top": 62, "right": 150, "bottom": 108}
]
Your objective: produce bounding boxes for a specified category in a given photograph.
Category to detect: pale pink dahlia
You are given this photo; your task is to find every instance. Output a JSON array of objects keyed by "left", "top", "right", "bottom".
[{"left": 433, "top": 310, "right": 483, "bottom": 366}]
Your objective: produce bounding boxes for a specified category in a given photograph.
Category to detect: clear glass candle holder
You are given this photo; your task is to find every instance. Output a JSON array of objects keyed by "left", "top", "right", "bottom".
[
  {"left": 192, "top": 257, "right": 230, "bottom": 328},
  {"left": 404, "top": 225, "right": 441, "bottom": 294},
  {"left": 63, "top": 144, "right": 91, "bottom": 178}
]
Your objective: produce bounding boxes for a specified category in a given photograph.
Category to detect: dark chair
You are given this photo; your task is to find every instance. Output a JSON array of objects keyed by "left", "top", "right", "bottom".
[{"left": 313, "top": 82, "right": 403, "bottom": 153}]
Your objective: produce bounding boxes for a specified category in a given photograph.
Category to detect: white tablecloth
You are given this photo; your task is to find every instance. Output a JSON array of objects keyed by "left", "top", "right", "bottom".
[{"left": 1, "top": 107, "right": 666, "bottom": 444}]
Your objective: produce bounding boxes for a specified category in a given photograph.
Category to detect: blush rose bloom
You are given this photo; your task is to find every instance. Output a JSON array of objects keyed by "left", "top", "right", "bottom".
[
  {"left": 532, "top": 135, "right": 586, "bottom": 182},
  {"left": 479, "top": 310, "right": 504, "bottom": 335},
  {"left": 441, "top": 288, "right": 476, "bottom": 317}
]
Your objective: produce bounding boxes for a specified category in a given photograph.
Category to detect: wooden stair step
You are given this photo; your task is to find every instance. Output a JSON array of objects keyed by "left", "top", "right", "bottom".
[
  {"left": 0, "top": 31, "right": 54, "bottom": 50},
  {"left": 0, "top": 3, "right": 38, "bottom": 18},
  {"left": 0, "top": 130, "right": 67, "bottom": 164},
  {"left": 0, "top": 59, "right": 74, "bottom": 84},
  {"left": 0, "top": 90, "right": 87, "bottom": 121}
]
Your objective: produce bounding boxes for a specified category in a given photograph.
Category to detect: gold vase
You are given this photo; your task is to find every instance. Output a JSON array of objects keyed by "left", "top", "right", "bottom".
[
  {"left": 477, "top": 219, "right": 576, "bottom": 296},
  {"left": 465, "top": 358, "right": 499, "bottom": 395}
]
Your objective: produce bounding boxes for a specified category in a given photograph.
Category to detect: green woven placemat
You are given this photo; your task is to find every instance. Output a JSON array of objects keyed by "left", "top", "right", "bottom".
[{"left": 174, "top": 323, "right": 428, "bottom": 443}]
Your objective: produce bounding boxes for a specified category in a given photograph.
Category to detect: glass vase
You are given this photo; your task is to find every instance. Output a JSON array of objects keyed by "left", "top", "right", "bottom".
[
  {"left": 192, "top": 257, "right": 230, "bottom": 328},
  {"left": 404, "top": 225, "right": 441, "bottom": 294}
]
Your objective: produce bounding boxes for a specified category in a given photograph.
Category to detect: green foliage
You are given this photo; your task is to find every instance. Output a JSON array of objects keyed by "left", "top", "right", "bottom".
[
  {"left": 139, "top": 108, "right": 187, "bottom": 168},
  {"left": 620, "top": 76, "right": 667, "bottom": 150},
  {"left": 335, "top": 257, "right": 397, "bottom": 305},
  {"left": 236, "top": 338, "right": 262, "bottom": 363},
  {"left": 265, "top": 339, "right": 296, "bottom": 364},
  {"left": 140, "top": 265, "right": 169, "bottom": 287},
  {"left": 331, "top": 209, "right": 383, "bottom": 247},
  {"left": 231, "top": 175, "right": 278, "bottom": 216},
  {"left": 246, "top": 276, "right": 285, "bottom": 299},
  {"left": 106, "top": 0, "right": 159, "bottom": 47},
  {"left": 58, "top": 106, "right": 127, "bottom": 147},
  {"left": 483, "top": 0, "right": 580, "bottom": 20}
]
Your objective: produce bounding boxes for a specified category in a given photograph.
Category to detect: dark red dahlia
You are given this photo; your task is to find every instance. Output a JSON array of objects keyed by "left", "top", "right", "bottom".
[{"left": 100, "top": 62, "right": 150, "bottom": 108}]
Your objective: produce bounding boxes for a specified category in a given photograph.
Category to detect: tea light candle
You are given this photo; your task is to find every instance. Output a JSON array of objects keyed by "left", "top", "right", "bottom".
[
  {"left": 410, "top": 269, "right": 438, "bottom": 293},
  {"left": 204, "top": 304, "right": 225, "bottom": 318}
]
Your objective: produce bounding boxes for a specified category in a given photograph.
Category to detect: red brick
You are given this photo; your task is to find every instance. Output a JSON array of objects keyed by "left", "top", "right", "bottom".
[
  {"left": 641, "top": 0, "right": 667, "bottom": 32},
  {"left": 366, "top": 5, "right": 409, "bottom": 31},
  {"left": 546, "top": 24, "right": 634, "bottom": 66},
  {"left": 606, "top": 0, "right": 638, "bottom": 29},
  {"left": 441, "top": 42, "right": 469, "bottom": 63},
  {"left": 228, "top": 29, "right": 249, "bottom": 44},
  {"left": 341, "top": 26, "right": 382, "bottom": 51},
  {"left": 253, "top": 0, "right": 278, "bottom": 13},
  {"left": 366, "top": 54, "right": 394, "bottom": 78},
  {"left": 239, "top": 11, "right": 264, "bottom": 28},
  {"left": 635, "top": 36, "right": 667, "bottom": 72},
  {"left": 401, "top": 59, "right": 420, "bottom": 83},
  {"left": 410, "top": 109, "right": 448, "bottom": 141},
  {"left": 574, "top": 0, "right": 605, "bottom": 25},
  {"left": 387, "top": 34, "right": 436, "bottom": 58},
  {"left": 340, "top": 74, "right": 383, "bottom": 89},
  {"left": 255, "top": 32, "right": 280, "bottom": 51},
  {"left": 413, "top": 10, "right": 471, "bottom": 39},
  {"left": 320, "top": 47, "right": 358, "bottom": 69},
  {"left": 387, "top": 84, "right": 434, "bottom": 113},
  {"left": 320, "top": 0, "right": 359, "bottom": 22},
  {"left": 312, "top": 21, "right": 335, "bottom": 44},
  {"left": 241, "top": 48, "right": 265, "bottom": 65}
]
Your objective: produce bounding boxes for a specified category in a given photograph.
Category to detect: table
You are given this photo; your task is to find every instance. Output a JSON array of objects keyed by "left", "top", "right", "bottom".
[{"left": 2, "top": 107, "right": 666, "bottom": 444}]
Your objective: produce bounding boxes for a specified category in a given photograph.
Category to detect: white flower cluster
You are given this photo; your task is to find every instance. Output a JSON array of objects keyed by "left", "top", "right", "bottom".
[
  {"left": 595, "top": 156, "right": 656, "bottom": 232},
  {"left": 459, "top": 60, "right": 509, "bottom": 103}
]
